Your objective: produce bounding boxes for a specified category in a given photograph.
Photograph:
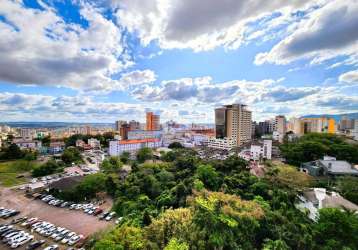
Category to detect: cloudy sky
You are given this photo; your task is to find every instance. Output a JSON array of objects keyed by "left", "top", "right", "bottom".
[{"left": 0, "top": 0, "right": 357, "bottom": 123}]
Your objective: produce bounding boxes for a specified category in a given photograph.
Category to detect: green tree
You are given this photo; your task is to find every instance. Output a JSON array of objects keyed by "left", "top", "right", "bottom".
[
  {"left": 120, "top": 152, "right": 130, "bottom": 164},
  {"left": 164, "top": 238, "right": 189, "bottom": 250},
  {"left": 32, "top": 160, "right": 62, "bottom": 177},
  {"left": 1, "top": 143, "right": 23, "bottom": 160},
  {"left": 313, "top": 208, "right": 358, "bottom": 249},
  {"left": 168, "top": 142, "right": 184, "bottom": 149},
  {"left": 101, "top": 157, "right": 122, "bottom": 173},
  {"left": 337, "top": 176, "right": 358, "bottom": 204},
  {"left": 196, "top": 164, "right": 220, "bottom": 190},
  {"left": 61, "top": 147, "right": 82, "bottom": 165},
  {"left": 136, "top": 147, "right": 153, "bottom": 163}
]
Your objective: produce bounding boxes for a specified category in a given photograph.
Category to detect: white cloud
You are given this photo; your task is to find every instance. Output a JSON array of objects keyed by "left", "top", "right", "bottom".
[
  {"left": 255, "top": 0, "right": 358, "bottom": 65},
  {"left": 339, "top": 70, "right": 358, "bottom": 84},
  {"left": 0, "top": 92, "right": 145, "bottom": 122},
  {"left": 0, "top": 0, "right": 156, "bottom": 92},
  {"left": 114, "top": 0, "right": 313, "bottom": 51}
]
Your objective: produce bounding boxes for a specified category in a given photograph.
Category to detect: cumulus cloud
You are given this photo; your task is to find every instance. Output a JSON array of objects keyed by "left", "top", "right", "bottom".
[
  {"left": 315, "top": 95, "right": 358, "bottom": 111},
  {"left": 115, "top": 0, "right": 312, "bottom": 51},
  {"left": 0, "top": 0, "right": 155, "bottom": 92},
  {"left": 339, "top": 70, "right": 358, "bottom": 84},
  {"left": 0, "top": 92, "right": 145, "bottom": 122},
  {"left": 255, "top": 0, "right": 358, "bottom": 65},
  {"left": 264, "top": 86, "right": 320, "bottom": 102},
  {"left": 131, "top": 76, "right": 320, "bottom": 105}
]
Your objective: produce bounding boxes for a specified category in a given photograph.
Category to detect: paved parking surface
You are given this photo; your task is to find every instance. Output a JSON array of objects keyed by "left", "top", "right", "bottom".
[{"left": 0, "top": 187, "right": 114, "bottom": 238}]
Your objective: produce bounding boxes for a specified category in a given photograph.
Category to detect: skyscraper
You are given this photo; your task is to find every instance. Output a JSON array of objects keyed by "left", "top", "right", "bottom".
[
  {"left": 146, "top": 112, "right": 160, "bottom": 130},
  {"left": 215, "top": 104, "right": 252, "bottom": 146},
  {"left": 115, "top": 120, "right": 127, "bottom": 132},
  {"left": 274, "top": 115, "right": 287, "bottom": 135}
]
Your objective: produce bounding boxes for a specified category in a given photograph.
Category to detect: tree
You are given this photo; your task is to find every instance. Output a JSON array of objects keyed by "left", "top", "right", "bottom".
[
  {"left": 61, "top": 147, "right": 82, "bottom": 165},
  {"left": 168, "top": 142, "right": 184, "bottom": 149},
  {"left": 32, "top": 160, "right": 62, "bottom": 177},
  {"left": 164, "top": 238, "right": 189, "bottom": 250},
  {"left": 313, "top": 208, "right": 358, "bottom": 249},
  {"left": 101, "top": 157, "right": 122, "bottom": 173},
  {"left": 41, "top": 135, "right": 51, "bottom": 147},
  {"left": 136, "top": 148, "right": 153, "bottom": 163},
  {"left": 146, "top": 208, "right": 193, "bottom": 249},
  {"left": 196, "top": 164, "right": 220, "bottom": 190},
  {"left": 337, "top": 176, "right": 358, "bottom": 204},
  {"left": 1, "top": 143, "right": 23, "bottom": 160},
  {"left": 93, "top": 226, "right": 147, "bottom": 250},
  {"left": 120, "top": 152, "right": 130, "bottom": 164},
  {"left": 262, "top": 239, "right": 290, "bottom": 250},
  {"left": 190, "top": 191, "right": 264, "bottom": 249}
]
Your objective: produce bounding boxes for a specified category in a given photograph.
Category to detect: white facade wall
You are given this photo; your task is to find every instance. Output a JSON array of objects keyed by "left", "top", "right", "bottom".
[
  {"left": 109, "top": 140, "right": 161, "bottom": 156},
  {"left": 207, "top": 137, "right": 236, "bottom": 150}
]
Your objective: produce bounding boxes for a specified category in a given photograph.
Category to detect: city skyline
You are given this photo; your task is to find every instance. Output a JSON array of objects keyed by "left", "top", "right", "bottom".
[{"left": 0, "top": 0, "right": 358, "bottom": 123}]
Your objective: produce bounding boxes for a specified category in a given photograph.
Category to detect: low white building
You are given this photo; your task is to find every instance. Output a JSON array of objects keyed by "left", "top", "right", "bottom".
[
  {"left": 88, "top": 138, "right": 101, "bottom": 148},
  {"left": 207, "top": 137, "right": 236, "bottom": 151},
  {"left": 272, "top": 131, "right": 284, "bottom": 143},
  {"left": 109, "top": 138, "right": 161, "bottom": 156},
  {"left": 296, "top": 188, "right": 358, "bottom": 221},
  {"left": 239, "top": 140, "right": 272, "bottom": 161},
  {"left": 13, "top": 139, "right": 42, "bottom": 150}
]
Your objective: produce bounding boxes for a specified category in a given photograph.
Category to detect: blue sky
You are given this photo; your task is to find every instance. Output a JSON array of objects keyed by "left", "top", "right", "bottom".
[{"left": 0, "top": 0, "right": 357, "bottom": 123}]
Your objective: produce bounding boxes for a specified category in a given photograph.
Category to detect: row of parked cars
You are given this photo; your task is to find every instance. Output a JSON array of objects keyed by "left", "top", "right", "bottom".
[
  {"left": 20, "top": 217, "right": 84, "bottom": 247},
  {"left": 0, "top": 223, "right": 34, "bottom": 248},
  {"left": 40, "top": 194, "right": 116, "bottom": 221},
  {"left": 0, "top": 208, "right": 20, "bottom": 219}
]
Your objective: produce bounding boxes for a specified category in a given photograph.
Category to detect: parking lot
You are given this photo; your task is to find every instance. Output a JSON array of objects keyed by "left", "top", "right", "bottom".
[{"left": 0, "top": 187, "right": 113, "bottom": 243}]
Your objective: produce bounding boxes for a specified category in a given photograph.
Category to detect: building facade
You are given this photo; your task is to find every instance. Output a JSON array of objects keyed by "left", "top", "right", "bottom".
[
  {"left": 214, "top": 104, "right": 252, "bottom": 148},
  {"left": 146, "top": 112, "right": 160, "bottom": 131},
  {"left": 109, "top": 138, "right": 161, "bottom": 156}
]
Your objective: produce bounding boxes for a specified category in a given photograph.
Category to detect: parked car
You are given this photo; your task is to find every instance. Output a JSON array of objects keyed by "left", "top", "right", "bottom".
[
  {"left": 11, "top": 216, "right": 28, "bottom": 225},
  {"left": 93, "top": 208, "right": 103, "bottom": 216},
  {"left": 43, "top": 244, "right": 59, "bottom": 250},
  {"left": 10, "top": 234, "right": 33, "bottom": 248},
  {"left": 61, "top": 232, "right": 76, "bottom": 244},
  {"left": 105, "top": 212, "right": 116, "bottom": 221},
  {"left": 99, "top": 212, "right": 109, "bottom": 220},
  {"left": 26, "top": 239, "right": 45, "bottom": 250},
  {"left": 68, "top": 234, "right": 83, "bottom": 246},
  {"left": 21, "top": 218, "right": 38, "bottom": 227}
]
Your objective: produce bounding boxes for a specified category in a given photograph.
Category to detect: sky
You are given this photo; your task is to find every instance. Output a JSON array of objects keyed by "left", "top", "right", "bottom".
[{"left": 0, "top": 0, "right": 357, "bottom": 124}]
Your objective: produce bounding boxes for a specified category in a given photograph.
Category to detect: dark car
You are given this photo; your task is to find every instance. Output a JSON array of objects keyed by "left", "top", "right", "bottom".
[
  {"left": 3, "top": 210, "right": 20, "bottom": 218},
  {"left": 26, "top": 239, "right": 46, "bottom": 250},
  {"left": 11, "top": 216, "right": 28, "bottom": 225}
]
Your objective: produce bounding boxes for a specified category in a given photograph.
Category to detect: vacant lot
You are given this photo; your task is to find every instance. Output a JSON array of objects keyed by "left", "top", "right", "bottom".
[
  {"left": 0, "top": 187, "right": 114, "bottom": 237},
  {"left": 0, "top": 161, "right": 37, "bottom": 187}
]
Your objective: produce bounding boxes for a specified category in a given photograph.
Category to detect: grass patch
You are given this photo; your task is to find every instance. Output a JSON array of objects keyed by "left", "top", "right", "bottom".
[{"left": 0, "top": 160, "right": 38, "bottom": 187}]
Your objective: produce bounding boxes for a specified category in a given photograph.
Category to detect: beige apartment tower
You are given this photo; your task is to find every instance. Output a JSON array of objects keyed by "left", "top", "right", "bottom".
[{"left": 215, "top": 104, "right": 252, "bottom": 146}]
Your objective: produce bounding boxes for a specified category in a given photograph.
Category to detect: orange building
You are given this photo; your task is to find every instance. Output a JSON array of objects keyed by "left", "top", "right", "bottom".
[{"left": 146, "top": 112, "right": 160, "bottom": 130}]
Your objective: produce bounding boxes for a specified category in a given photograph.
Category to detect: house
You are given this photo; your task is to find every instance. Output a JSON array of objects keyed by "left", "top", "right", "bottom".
[
  {"left": 13, "top": 139, "right": 42, "bottom": 150},
  {"left": 296, "top": 188, "right": 358, "bottom": 221},
  {"left": 48, "top": 141, "right": 65, "bottom": 154},
  {"left": 300, "top": 156, "right": 358, "bottom": 177}
]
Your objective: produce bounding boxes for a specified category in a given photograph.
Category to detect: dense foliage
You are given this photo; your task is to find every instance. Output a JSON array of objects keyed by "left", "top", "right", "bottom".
[
  {"left": 86, "top": 147, "right": 358, "bottom": 250},
  {"left": 32, "top": 160, "right": 63, "bottom": 177},
  {"left": 65, "top": 133, "right": 114, "bottom": 148},
  {"left": 61, "top": 147, "right": 83, "bottom": 165},
  {"left": 280, "top": 133, "right": 358, "bottom": 165}
]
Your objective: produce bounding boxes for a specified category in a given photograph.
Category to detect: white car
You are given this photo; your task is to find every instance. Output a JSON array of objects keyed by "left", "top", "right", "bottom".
[
  {"left": 21, "top": 217, "right": 38, "bottom": 227},
  {"left": 54, "top": 229, "right": 70, "bottom": 241},
  {"left": 68, "top": 234, "right": 83, "bottom": 246},
  {"left": 61, "top": 232, "right": 76, "bottom": 244},
  {"left": 50, "top": 227, "right": 65, "bottom": 239},
  {"left": 105, "top": 212, "right": 116, "bottom": 221},
  {"left": 10, "top": 235, "right": 33, "bottom": 248},
  {"left": 43, "top": 244, "right": 59, "bottom": 250},
  {"left": 6, "top": 232, "right": 28, "bottom": 244}
]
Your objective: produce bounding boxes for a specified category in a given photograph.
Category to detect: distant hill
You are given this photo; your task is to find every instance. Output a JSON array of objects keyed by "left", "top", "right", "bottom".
[{"left": 301, "top": 112, "right": 358, "bottom": 122}]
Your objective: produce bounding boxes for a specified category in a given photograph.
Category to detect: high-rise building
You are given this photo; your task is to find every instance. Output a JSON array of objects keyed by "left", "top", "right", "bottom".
[
  {"left": 215, "top": 104, "right": 252, "bottom": 146},
  {"left": 146, "top": 112, "right": 160, "bottom": 131},
  {"left": 274, "top": 115, "right": 287, "bottom": 135},
  {"left": 301, "top": 117, "right": 336, "bottom": 134},
  {"left": 257, "top": 121, "right": 271, "bottom": 135},
  {"left": 340, "top": 116, "right": 354, "bottom": 130},
  {"left": 120, "top": 123, "right": 130, "bottom": 140},
  {"left": 129, "top": 120, "right": 140, "bottom": 131},
  {"left": 115, "top": 120, "right": 127, "bottom": 132}
]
